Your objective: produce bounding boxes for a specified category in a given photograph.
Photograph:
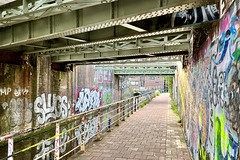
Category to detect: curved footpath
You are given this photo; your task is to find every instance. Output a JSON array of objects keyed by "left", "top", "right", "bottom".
[{"left": 69, "top": 93, "right": 191, "bottom": 160}]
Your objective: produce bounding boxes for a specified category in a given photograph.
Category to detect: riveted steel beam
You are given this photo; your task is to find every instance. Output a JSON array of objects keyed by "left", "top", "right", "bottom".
[
  {"left": 75, "top": 56, "right": 182, "bottom": 65},
  {"left": 95, "top": 64, "right": 177, "bottom": 70},
  {"left": 0, "top": 0, "right": 116, "bottom": 28},
  {"left": 25, "top": 29, "right": 190, "bottom": 55},
  {"left": 0, "top": 0, "right": 215, "bottom": 49},
  {"left": 114, "top": 70, "right": 175, "bottom": 75},
  {"left": 95, "top": 65, "right": 176, "bottom": 75},
  {"left": 51, "top": 44, "right": 189, "bottom": 63}
]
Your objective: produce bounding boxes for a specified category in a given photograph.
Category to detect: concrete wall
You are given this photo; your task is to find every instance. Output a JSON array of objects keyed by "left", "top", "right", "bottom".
[
  {"left": 0, "top": 59, "right": 132, "bottom": 136},
  {"left": 0, "top": 57, "right": 72, "bottom": 136},
  {"left": 177, "top": 0, "right": 240, "bottom": 159},
  {"left": 73, "top": 65, "right": 115, "bottom": 114},
  {"left": 72, "top": 65, "right": 132, "bottom": 114}
]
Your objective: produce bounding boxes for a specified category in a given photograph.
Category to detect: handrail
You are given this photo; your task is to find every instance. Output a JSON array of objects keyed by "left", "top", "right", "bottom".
[
  {"left": 0, "top": 91, "right": 155, "bottom": 160},
  {"left": 0, "top": 94, "right": 143, "bottom": 142}
]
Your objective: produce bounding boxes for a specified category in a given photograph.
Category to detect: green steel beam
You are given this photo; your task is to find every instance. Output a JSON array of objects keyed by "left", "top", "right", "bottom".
[
  {"left": 0, "top": 0, "right": 215, "bottom": 49},
  {"left": 25, "top": 30, "right": 190, "bottom": 55},
  {"left": 50, "top": 44, "right": 188, "bottom": 62},
  {"left": 75, "top": 56, "right": 182, "bottom": 65},
  {"left": 0, "top": 0, "right": 116, "bottom": 28},
  {"left": 95, "top": 64, "right": 177, "bottom": 70},
  {"left": 114, "top": 70, "right": 175, "bottom": 75},
  {"left": 95, "top": 65, "right": 176, "bottom": 75}
]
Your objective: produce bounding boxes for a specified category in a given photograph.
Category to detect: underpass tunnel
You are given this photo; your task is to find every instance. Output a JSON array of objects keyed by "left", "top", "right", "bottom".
[{"left": 1, "top": 0, "right": 239, "bottom": 159}]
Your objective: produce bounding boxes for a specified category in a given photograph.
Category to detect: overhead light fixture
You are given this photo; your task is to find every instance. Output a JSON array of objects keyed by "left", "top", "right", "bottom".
[
  {"left": 120, "top": 24, "right": 147, "bottom": 32},
  {"left": 62, "top": 37, "right": 87, "bottom": 42}
]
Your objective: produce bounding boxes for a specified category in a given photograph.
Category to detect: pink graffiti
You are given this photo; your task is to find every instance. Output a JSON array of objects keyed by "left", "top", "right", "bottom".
[{"left": 98, "top": 70, "right": 113, "bottom": 83}]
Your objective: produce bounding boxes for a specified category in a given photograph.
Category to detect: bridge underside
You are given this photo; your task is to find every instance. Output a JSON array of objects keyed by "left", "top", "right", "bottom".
[{"left": 0, "top": 0, "right": 217, "bottom": 66}]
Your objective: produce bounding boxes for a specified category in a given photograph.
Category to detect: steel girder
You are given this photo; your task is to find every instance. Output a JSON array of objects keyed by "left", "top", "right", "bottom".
[
  {"left": 0, "top": 0, "right": 215, "bottom": 49},
  {"left": 0, "top": 0, "right": 116, "bottom": 28},
  {"left": 26, "top": 28, "right": 190, "bottom": 55},
  {"left": 95, "top": 65, "right": 176, "bottom": 75},
  {"left": 114, "top": 70, "right": 175, "bottom": 75},
  {"left": 26, "top": 30, "right": 190, "bottom": 62},
  {"left": 75, "top": 55, "right": 182, "bottom": 65}
]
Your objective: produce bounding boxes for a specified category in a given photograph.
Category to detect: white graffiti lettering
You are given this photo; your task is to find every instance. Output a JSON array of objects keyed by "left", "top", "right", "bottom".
[
  {"left": 1, "top": 98, "right": 32, "bottom": 127},
  {"left": 34, "top": 139, "right": 54, "bottom": 160},
  {"left": 74, "top": 88, "right": 102, "bottom": 114},
  {"left": 0, "top": 87, "right": 11, "bottom": 96},
  {"left": 14, "top": 88, "right": 29, "bottom": 97},
  {"left": 34, "top": 93, "right": 71, "bottom": 125}
]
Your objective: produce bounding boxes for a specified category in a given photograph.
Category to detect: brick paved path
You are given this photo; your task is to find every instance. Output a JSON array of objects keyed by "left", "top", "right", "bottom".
[{"left": 69, "top": 93, "right": 191, "bottom": 160}]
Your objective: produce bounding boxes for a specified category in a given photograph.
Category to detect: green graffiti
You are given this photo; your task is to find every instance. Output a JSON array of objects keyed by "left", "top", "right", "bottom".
[
  {"left": 199, "top": 138, "right": 210, "bottom": 160},
  {"left": 103, "top": 93, "right": 112, "bottom": 104},
  {"left": 233, "top": 47, "right": 240, "bottom": 62},
  {"left": 215, "top": 111, "right": 231, "bottom": 160}
]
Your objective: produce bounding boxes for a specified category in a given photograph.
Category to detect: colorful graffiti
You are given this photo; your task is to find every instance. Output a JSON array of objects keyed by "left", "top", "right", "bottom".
[
  {"left": 73, "top": 87, "right": 102, "bottom": 114},
  {"left": 177, "top": 0, "right": 240, "bottom": 159}
]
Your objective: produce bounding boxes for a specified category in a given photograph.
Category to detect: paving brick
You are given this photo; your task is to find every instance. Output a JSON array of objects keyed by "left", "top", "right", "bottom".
[{"left": 69, "top": 94, "right": 191, "bottom": 160}]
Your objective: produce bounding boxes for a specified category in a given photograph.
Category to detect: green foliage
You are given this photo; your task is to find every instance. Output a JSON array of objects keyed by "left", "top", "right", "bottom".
[
  {"left": 164, "top": 77, "right": 173, "bottom": 98},
  {"left": 177, "top": 119, "right": 182, "bottom": 123},
  {"left": 141, "top": 101, "right": 149, "bottom": 108},
  {"left": 156, "top": 90, "right": 160, "bottom": 96},
  {"left": 171, "top": 99, "right": 178, "bottom": 115}
]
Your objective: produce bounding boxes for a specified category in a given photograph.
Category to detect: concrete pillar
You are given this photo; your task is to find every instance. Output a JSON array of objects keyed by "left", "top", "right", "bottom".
[{"left": 114, "top": 75, "right": 120, "bottom": 101}]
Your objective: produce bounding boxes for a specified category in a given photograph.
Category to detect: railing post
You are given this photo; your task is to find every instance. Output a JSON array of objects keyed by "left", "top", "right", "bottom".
[
  {"left": 134, "top": 97, "right": 137, "bottom": 112},
  {"left": 127, "top": 99, "right": 130, "bottom": 117},
  {"left": 108, "top": 105, "right": 112, "bottom": 132},
  {"left": 8, "top": 137, "right": 13, "bottom": 160},
  {"left": 96, "top": 109, "right": 102, "bottom": 141},
  {"left": 131, "top": 99, "right": 133, "bottom": 114},
  {"left": 116, "top": 103, "right": 120, "bottom": 126},
  {"left": 54, "top": 122, "right": 60, "bottom": 160},
  {"left": 122, "top": 101, "right": 125, "bottom": 121},
  {"left": 135, "top": 97, "right": 138, "bottom": 110},
  {"left": 80, "top": 114, "right": 86, "bottom": 152}
]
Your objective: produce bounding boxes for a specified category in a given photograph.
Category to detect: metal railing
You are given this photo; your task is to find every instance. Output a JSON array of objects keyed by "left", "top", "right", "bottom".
[{"left": 0, "top": 91, "right": 155, "bottom": 160}]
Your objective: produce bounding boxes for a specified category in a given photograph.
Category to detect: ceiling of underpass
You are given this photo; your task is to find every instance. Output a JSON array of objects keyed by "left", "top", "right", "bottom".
[{"left": 0, "top": 0, "right": 219, "bottom": 66}]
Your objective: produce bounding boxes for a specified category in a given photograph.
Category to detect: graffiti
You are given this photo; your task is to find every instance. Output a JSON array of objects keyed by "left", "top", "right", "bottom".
[
  {"left": 220, "top": 0, "right": 234, "bottom": 18},
  {"left": 60, "top": 128, "right": 70, "bottom": 153},
  {"left": 98, "top": 70, "right": 113, "bottom": 83},
  {"left": 14, "top": 88, "right": 29, "bottom": 97},
  {"left": 172, "top": 4, "right": 219, "bottom": 27},
  {"left": 102, "top": 89, "right": 112, "bottom": 105},
  {"left": 34, "top": 94, "right": 71, "bottom": 125},
  {"left": 0, "top": 87, "right": 11, "bottom": 96},
  {"left": 84, "top": 119, "right": 98, "bottom": 143},
  {"left": 74, "top": 124, "right": 82, "bottom": 146},
  {"left": 34, "top": 139, "right": 54, "bottom": 160},
  {"left": 73, "top": 87, "right": 102, "bottom": 114},
  {"left": 177, "top": 0, "right": 240, "bottom": 159},
  {"left": 1, "top": 98, "right": 32, "bottom": 127},
  {"left": 34, "top": 127, "right": 70, "bottom": 160},
  {"left": 103, "top": 93, "right": 112, "bottom": 104}
]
